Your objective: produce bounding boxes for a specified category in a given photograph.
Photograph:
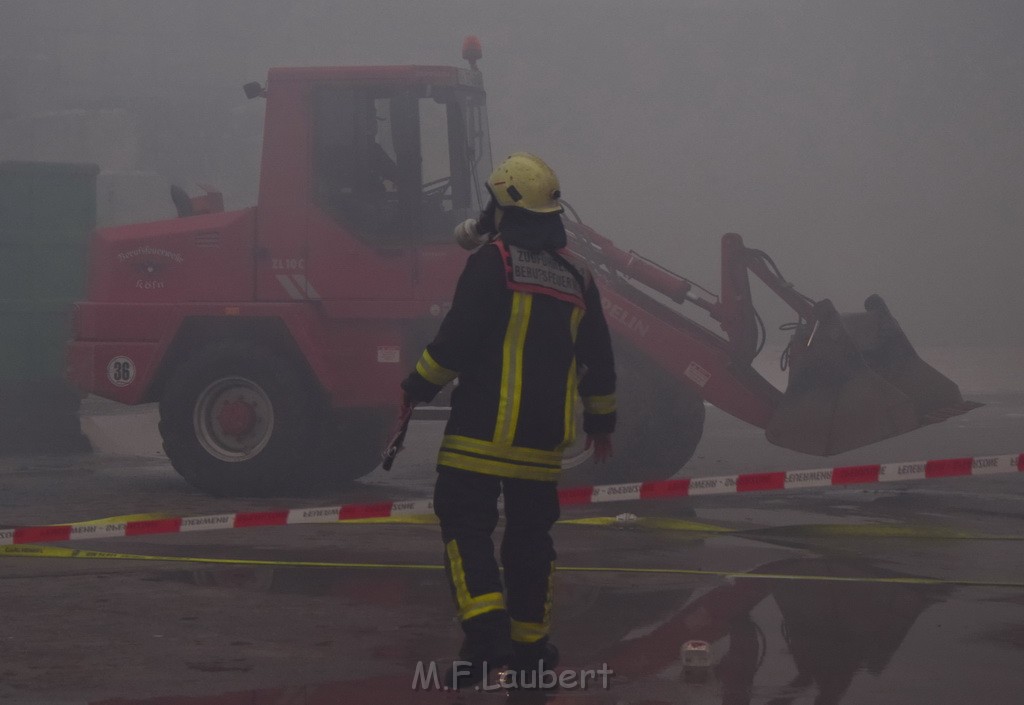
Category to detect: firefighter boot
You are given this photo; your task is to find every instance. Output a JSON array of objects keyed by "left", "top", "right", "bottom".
[
  {"left": 501, "top": 639, "right": 560, "bottom": 690},
  {"left": 443, "top": 613, "right": 513, "bottom": 690}
]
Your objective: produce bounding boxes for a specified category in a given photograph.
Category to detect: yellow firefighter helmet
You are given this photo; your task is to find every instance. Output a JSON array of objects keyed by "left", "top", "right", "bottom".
[{"left": 486, "top": 152, "right": 563, "bottom": 214}]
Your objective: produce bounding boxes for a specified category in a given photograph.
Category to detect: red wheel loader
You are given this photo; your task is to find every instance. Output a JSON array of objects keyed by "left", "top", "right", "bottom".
[{"left": 66, "top": 39, "right": 979, "bottom": 496}]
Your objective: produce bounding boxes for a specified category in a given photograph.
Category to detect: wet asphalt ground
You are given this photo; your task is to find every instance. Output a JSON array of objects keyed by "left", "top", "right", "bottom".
[{"left": 0, "top": 391, "right": 1021, "bottom": 705}]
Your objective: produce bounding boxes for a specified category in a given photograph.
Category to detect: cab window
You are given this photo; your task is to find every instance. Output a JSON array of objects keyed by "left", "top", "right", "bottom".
[{"left": 312, "top": 85, "right": 490, "bottom": 245}]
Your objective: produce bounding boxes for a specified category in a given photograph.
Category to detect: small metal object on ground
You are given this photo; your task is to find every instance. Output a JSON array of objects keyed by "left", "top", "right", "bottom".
[{"left": 681, "top": 639, "right": 711, "bottom": 682}]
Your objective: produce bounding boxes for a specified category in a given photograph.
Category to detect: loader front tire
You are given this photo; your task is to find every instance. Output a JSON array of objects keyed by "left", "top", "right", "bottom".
[
  {"left": 313, "top": 408, "right": 391, "bottom": 485},
  {"left": 580, "top": 351, "right": 705, "bottom": 484},
  {"left": 159, "top": 342, "right": 331, "bottom": 497}
]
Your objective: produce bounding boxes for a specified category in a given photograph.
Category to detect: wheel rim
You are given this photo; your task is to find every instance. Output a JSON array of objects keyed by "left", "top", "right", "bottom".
[{"left": 193, "top": 376, "right": 274, "bottom": 462}]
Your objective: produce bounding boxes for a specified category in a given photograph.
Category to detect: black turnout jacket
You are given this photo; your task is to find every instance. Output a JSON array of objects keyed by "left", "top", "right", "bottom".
[{"left": 402, "top": 213, "right": 616, "bottom": 482}]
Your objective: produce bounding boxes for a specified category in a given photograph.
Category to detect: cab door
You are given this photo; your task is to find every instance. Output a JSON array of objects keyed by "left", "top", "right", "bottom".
[
  {"left": 413, "top": 87, "right": 494, "bottom": 318},
  {"left": 303, "top": 86, "right": 416, "bottom": 306}
]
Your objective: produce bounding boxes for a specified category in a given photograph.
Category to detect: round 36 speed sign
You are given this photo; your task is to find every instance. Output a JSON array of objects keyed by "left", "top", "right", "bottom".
[{"left": 106, "top": 356, "right": 136, "bottom": 387}]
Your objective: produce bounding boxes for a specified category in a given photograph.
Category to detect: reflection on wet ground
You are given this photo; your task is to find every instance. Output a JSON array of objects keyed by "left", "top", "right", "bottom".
[
  {"left": 86, "top": 509, "right": 1023, "bottom": 705},
  {"left": 3, "top": 394, "right": 1021, "bottom": 704}
]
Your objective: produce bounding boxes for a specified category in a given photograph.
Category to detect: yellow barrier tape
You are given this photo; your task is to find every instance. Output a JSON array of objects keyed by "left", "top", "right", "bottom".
[
  {"left": 555, "top": 565, "right": 1024, "bottom": 589},
  {"left": 559, "top": 516, "right": 731, "bottom": 533},
  {"left": 2, "top": 544, "right": 1021, "bottom": 589},
  {"left": 0, "top": 545, "right": 441, "bottom": 571},
  {"left": 343, "top": 515, "right": 438, "bottom": 524},
  {"left": 754, "top": 523, "right": 1023, "bottom": 540},
  {"left": 54, "top": 512, "right": 174, "bottom": 527},
  {"left": 51, "top": 512, "right": 438, "bottom": 528},
  {"left": 561, "top": 517, "right": 1023, "bottom": 541}
]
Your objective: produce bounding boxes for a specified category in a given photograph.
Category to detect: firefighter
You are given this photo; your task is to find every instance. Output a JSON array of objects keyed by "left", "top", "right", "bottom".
[{"left": 401, "top": 152, "right": 616, "bottom": 689}]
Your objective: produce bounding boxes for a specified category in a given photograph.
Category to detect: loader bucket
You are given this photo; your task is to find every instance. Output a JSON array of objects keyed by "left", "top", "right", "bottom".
[
  {"left": 767, "top": 300, "right": 918, "bottom": 456},
  {"left": 849, "top": 295, "right": 983, "bottom": 424}
]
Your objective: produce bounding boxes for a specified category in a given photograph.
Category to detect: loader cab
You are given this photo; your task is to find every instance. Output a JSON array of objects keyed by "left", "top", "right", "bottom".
[
  {"left": 311, "top": 82, "right": 492, "bottom": 245},
  {"left": 254, "top": 66, "right": 492, "bottom": 303}
]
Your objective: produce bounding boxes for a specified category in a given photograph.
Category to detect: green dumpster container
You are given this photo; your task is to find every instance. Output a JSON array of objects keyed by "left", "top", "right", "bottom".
[
  {"left": 0, "top": 161, "right": 100, "bottom": 454},
  {"left": 0, "top": 161, "right": 99, "bottom": 235}
]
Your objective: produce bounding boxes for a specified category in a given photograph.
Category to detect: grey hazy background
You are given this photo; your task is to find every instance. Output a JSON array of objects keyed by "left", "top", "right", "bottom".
[{"left": 1, "top": 0, "right": 1022, "bottom": 352}]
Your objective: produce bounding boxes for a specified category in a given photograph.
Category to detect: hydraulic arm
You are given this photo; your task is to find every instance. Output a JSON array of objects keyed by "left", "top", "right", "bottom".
[{"left": 563, "top": 216, "right": 980, "bottom": 456}]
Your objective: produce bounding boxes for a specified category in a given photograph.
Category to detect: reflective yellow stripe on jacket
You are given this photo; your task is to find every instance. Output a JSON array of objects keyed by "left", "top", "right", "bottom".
[
  {"left": 560, "top": 307, "right": 585, "bottom": 449},
  {"left": 583, "top": 393, "right": 617, "bottom": 415},
  {"left": 438, "top": 435, "right": 562, "bottom": 482},
  {"left": 415, "top": 349, "right": 458, "bottom": 387},
  {"left": 494, "top": 291, "right": 533, "bottom": 445}
]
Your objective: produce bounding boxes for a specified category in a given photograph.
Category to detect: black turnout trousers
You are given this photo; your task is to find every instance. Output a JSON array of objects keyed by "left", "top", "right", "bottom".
[{"left": 433, "top": 466, "right": 560, "bottom": 651}]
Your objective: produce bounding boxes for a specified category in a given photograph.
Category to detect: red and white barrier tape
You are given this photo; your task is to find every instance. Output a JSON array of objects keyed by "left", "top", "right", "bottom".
[{"left": 2, "top": 453, "right": 1021, "bottom": 547}]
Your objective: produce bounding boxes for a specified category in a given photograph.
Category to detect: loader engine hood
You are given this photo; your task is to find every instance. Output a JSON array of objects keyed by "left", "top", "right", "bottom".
[{"left": 84, "top": 208, "right": 257, "bottom": 303}]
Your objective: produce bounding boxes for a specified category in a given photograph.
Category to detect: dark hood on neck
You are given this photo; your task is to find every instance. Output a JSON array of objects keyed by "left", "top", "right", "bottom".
[{"left": 498, "top": 208, "right": 567, "bottom": 251}]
